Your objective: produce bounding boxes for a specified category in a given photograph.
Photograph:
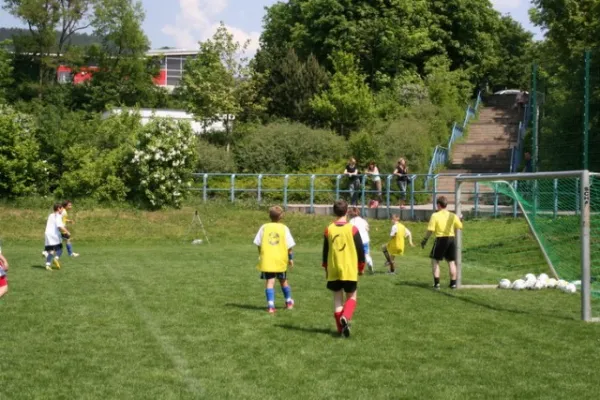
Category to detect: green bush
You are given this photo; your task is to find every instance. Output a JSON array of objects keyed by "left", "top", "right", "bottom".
[{"left": 195, "top": 141, "right": 236, "bottom": 173}]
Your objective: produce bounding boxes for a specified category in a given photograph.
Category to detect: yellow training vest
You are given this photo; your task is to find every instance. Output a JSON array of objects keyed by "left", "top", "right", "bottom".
[
  {"left": 326, "top": 223, "right": 358, "bottom": 282},
  {"left": 257, "top": 223, "right": 289, "bottom": 273},
  {"left": 387, "top": 222, "right": 406, "bottom": 256}
]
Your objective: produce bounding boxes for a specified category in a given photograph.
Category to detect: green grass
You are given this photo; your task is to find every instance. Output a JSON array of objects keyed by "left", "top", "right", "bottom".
[{"left": 1, "top": 203, "right": 600, "bottom": 399}]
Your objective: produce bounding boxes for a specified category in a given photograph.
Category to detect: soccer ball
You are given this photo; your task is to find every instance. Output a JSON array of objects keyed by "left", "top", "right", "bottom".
[
  {"left": 525, "top": 273, "right": 537, "bottom": 282},
  {"left": 512, "top": 279, "right": 526, "bottom": 290},
  {"left": 565, "top": 283, "right": 577, "bottom": 294},
  {"left": 546, "top": 278, "right": 558, "bottom": 288},
  {"left": 557, "top": 280, "right": 569, "bottom": 291},
  {"left": 533, "top": 280, "right": 545, "bottom": 290},
  {"left": 537, "top": 273, "right": 549, "bottom": 282},
  {"left": 498, "top": 279, "right": 511, "bottom": 289}
]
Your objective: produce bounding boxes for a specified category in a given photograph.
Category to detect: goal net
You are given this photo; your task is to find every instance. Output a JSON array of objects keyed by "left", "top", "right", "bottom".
[{"left": 455, "top": 171, "right": 600, "bottom": 322}]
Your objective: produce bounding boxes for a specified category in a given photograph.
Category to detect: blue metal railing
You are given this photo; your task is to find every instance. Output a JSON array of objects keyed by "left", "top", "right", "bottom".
[
  {"left": 189, "top": 171, "right": 579, "bottom": 219},
  {"left": 426, "top": 91, "right": 482, "bottom": 189},
  {"left": 510, "top": 105, "right": 530, "bottom": 172}
]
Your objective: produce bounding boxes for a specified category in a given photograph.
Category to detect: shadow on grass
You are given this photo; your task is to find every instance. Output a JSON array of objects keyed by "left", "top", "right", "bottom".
[
  {"left": 275, "top": 323, "right": 339, "bottom": 337},
  {"left": 397, "top": 280, "right": 432, "bottom": 289},
  {"left": 30, "top": 264, "right": 50, "bottom": 271},
  {"left": 225, "top": 303, "right": 266, "bottom": 311}
]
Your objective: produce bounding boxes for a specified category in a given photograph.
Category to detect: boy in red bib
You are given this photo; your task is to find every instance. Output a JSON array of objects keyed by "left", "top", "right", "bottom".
[
  {"left": 322, "top": 200, "right": 365, "bottom": 337},
  {"left": 0, "top": 250, "right": 9, "bottom": 300}
]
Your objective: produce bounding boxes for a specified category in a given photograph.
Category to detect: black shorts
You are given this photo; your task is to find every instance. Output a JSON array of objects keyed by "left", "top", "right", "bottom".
[
  {"left": 44, "top": 244, "right": 63, "bottom": 252},
  {"left": 261, "top": 272, "right": 287, "bottom": 280},
  {"left": 430, "top": 237, "right": 456, "bottom": 262},
  {"left": 327, "top": 280, "right": 357, "bottom": 293},
  {"left": 61, "top": 233, "right": 71, "bottom": 240}
]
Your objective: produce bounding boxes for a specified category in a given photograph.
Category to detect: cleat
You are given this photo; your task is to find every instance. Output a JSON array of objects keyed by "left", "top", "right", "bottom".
[
  {"left": 449, "top": 283, "right": 457, "bottom": 289},
  {"left": 285, "top": 299, "right": 294, "bottom": 310},
  {"left": 53, "top": 258, "right": 61, "bottom": 270},
  {"left": 267, "top": 307, "right": 276, "bottom": 314},
  {"left": 71, "top": 253, "right": 80, "bottom": 257},
  {"left": 367, "top": 265, "right": 374, "bottom": 274},
  {"left": 45, "top": 265, "right": 52, "bottom": 271},
  {"left": 433, "top": 283, "right": 440, "bottom": 290},
  {"left": 387, "top": 270, "right": 396, "bottom": 275},
  {"left": 340, "top": 316, "right": 351, "bottom": 338}
]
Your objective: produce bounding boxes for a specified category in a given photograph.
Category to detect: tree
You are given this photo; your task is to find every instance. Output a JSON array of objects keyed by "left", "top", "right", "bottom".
[
  {"left": 0, "top": 40, "right": 14, "bottom": 101},
  {"left": 310, "top": 51, "right": 375, "bottom": 137},
  {"left": 180, "top": 23, "right": 265, "bottom": 150},
  {"left": 3, "top": 0, "right": 95, "bottom": 88}
]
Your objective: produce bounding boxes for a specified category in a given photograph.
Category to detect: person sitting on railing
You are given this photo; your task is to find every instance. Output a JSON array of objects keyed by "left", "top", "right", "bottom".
[
  {"left": 514, "top": 90, "right": 528, "bottom": 111},
  {"left": 523, "top": 151, "right": 533, "bottom": 173},
  {"left": 393, "top": 158, "right": 409, "bottom": 209},
  {"left": 344, "top": 157, "right": 361, "bottom": 206},
  {"left": 365, "top": 161, "right": 382, "bottom": 203}
]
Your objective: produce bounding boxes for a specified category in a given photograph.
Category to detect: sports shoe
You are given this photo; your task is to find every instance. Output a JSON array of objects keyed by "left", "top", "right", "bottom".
[
  {"left": 340, "top": 316, "right": 351, "bottom": 338},
  {"left": 42, "top": 251, "right": 48, "bottom": 258},
  {"left": 449, "top": 283, "right": 457, "bottom": 289},
  {"left": 433, "top": 283, "right": 440, "bottom": 290},
  {"left": 387, "top": 270, "right": 396, "bottom": 275},
  {"left": 285, "top": 299, "right": 294, "bottom": 310},
  {"left": 45, "top": 264, "right": 52, "bottom": 271},
  {"left": 367, "top": 264, "right": 374, "bottom": 274},
  {"left": 71, "top": 253, "right": 80, "bottom": 257},
  {"left": 53, "top": 258, "right": 61, "bottom": 270},
  {"left": 267, "top": 307, "right": 276, "bottom": 314}
]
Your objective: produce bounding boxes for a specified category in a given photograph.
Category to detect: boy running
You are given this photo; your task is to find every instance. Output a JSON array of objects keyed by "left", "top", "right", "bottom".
[
  {"left": 322, "top": 200, "right": 365, "bottom": 338},
  {"left": 44, "top": 203, "right": 70, "bottom": 271},
  {"left": 61, "top": 200, "right": 79, "bottom": 257},
  {"left": 348, "top": 207, "right": 374, "bottom": 273},
  {"left": 382, "top": 214, "right": 415, "bottom": 274},
  {"left": 253, "top": 206, "right": 296, "bottom": 314},
  {"left": 0, "top": 250, "right": 9, "bottom": 300},
  {"left": 421, "top": 196, "right": 463, "bottom": 289}
]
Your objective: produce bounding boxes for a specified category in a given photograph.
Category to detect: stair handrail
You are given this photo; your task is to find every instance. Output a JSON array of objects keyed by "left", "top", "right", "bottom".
[
  {"left": 510, "top": 104, "right": 530, "bottom": 172},
  {"left": 426, "top": 91, "right": 481, "bottom": 189}
]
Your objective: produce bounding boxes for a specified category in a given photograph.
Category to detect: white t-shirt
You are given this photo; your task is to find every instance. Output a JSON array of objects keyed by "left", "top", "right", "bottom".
[
  {"left": 390, "top": 224, "right": 412, "bottom": 238},
  {"left": 350, "top": 216, "right": 370, "bottom": 244},
  {"left": 253, "top": 224, "right": 296, "bottom": 249},
  {"left": 45, "top": 212, "right": 65, "bottom": 246}
]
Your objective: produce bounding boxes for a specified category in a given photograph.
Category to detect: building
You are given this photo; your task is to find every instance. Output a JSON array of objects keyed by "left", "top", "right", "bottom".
[
  {"left": 102, "top": 108, "right": 234, "bottom": 135},
  {"left": 57, "top": 48, "right": 200, "bottom": 90}
]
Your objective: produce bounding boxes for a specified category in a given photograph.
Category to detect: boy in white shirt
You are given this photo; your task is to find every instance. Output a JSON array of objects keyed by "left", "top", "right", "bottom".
[
  {"left": 348, "top": 207, "right": 374, "bottom": 273},
  {"left": 44, "top": 203, "right": 70, "bottom": 271}
]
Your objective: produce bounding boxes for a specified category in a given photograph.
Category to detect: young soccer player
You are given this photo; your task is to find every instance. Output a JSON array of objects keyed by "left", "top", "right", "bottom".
[
  {"left": 61, "top": 200, "right": 79, "bottom": 257},
  {"left": 348, "top": 207, "right": 374, "bottom": 273},
  {"left": 381, "top": 214, "right": 415, "bottom": 274},
  {"left": 322, "top": 200, "right": 365, "bottom": 338},
  {"left": 253, "top": 206, "right": 296, "bottom": 314},
  {"left": 44, "top": 203, "right": 70, "bottom": 271},
  {"left": 420, "top": 196, "right": 463, "bottom": 289},
  {"left": 0, "top": 251, "right": 9, "bottom": 300}
]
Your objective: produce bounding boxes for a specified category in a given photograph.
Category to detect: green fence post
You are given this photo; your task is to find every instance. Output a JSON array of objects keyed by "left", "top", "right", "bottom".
[
  {"left": 283, "top": 175, "right": 289, "bottom": 210},
  {"left": 553, "top": 179, "right": 559, "bottom": 219},
  {"left": 203, "top": 174, "right": 208, "bottom": 202},
  {"left": 310, "top": 175, "right": 315, "bottom": 214},
  {"left": 584, "top": 50, "right": 591, "bottom": 170},
  {"left": 230, "top": 174, "right": 235, "bottom": 203},
  {"left": 493, "top": 183, "right": 499, "bottom": 217},
  {"left": 532, "top": 63, "right": 538, "bottom": 172},
  {"left": 512, "top": 181, "right": 518, "bottom": 218}
]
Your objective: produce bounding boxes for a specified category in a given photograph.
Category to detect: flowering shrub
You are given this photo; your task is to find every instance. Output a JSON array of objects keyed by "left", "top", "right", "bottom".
[{"left": 129, "top": 118, "right": 197, "bottom": 209}]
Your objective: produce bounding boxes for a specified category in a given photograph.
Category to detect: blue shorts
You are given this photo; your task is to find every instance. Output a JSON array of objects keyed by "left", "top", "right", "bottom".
[
  {"left": 363, "top": 243, "right": 370, "bottom": 255},
  {"left": 260, "top": 272, "right": 287, "bottom": 280}
]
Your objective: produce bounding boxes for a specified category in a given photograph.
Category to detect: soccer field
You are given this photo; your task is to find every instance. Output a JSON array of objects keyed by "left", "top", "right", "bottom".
[{"left": 1, "top": 204, "right": 599, "bottom": 399}]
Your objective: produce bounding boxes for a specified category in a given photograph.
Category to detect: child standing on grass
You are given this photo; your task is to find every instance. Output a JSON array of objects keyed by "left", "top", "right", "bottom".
[
  {"left": 0, "top": 250, "right": 9, "bottom": 300},
  {"left": 44, "top": 203, "right": 70, "bottom": 271},
  {"left": 382, "top": 214, "right": 415, "bottom": 274},
  {"left": 322, "top": 200, "right": 365, "bottom": 338},
  {"left": 348, "top": 207, "right": 374, "bottom": 273},
  {"left": 253, "top": 206, "right": 296, "bottom": 314},
  {"left": 61, "top": 200, "right": 79, "bottom": 257}
]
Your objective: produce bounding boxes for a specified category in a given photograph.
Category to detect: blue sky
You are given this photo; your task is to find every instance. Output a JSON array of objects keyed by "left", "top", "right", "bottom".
[{"left": 1, "top": 0, "right": 542, "bottom": 52}]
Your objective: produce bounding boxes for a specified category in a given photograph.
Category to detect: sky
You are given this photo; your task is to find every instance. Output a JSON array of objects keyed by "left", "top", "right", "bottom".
[{"left": 0, "top": 0, "right": 542, "bottom": 53}]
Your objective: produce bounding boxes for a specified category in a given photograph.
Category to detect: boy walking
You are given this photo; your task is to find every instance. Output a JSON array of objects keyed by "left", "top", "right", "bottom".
[
  {"left": 421, "top": 196, "right": 463, "bottom": 289},
  {"left": 322, "top": 200, "right": 365, "bottom": 337},
  {"left": 44, "top": 203, "right": 70, "bottom": 271},
  {"left": 253, "top": 206, "right": 296, "bottom": 314},
  {"left": 382, "top": 214, "right": 414, "bottom": 274},
  {"left": 61, "top": 200, "right": 79, "bottom": 257},
  {"left": 348, "top": 207, "right": 374, "bottom": 273}
]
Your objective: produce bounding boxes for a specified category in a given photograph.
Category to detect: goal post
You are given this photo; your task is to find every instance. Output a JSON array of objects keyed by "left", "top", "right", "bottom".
[{"left": 454, "top": 170, "right": 599, "bottom": 322}]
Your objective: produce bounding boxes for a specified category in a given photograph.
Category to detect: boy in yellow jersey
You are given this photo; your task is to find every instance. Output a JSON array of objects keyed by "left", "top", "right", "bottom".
[
  {"left": 322, "top": 200, "right": 365, "bottom": 338},
  {"left": 421, "top": 196, "right": 463, "bottom": 289},
  {"left": 381, "top": 214, "right": 415, "bottom": 274},
  {"left": 253, "top": 206, "right": 296, "bottom": 314},
  {"left": 61, "top": 200, "right": 79, "bottom": 257}
]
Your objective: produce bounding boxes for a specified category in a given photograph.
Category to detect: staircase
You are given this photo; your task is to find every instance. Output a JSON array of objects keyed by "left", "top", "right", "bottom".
[{"left": 437, "top": 94, "right": 521, "bottom": 203}]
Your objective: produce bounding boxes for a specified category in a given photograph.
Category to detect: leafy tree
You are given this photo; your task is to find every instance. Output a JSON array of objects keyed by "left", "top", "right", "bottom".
[
  {"left": 310, "top": 51, "right": 375, "bottom": 136},
  {"left": 0, "top": 40, "right": 14, "bottom": 101}
]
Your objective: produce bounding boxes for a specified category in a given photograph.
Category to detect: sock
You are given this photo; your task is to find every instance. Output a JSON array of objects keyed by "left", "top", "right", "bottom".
[
  {"left": 434, "top": 277, "right": 440, "bottom": 286},
  {"left": 282, "top": 285, "right": 292, "bottom": 302},
  {"left": 334, "top": 311, "right": 343, "bottom": 333},
  {"left": 66, "top": 243, "right": 73, "bottom": 256},
  {"left": 366, "top": 254, "right": 373, "bottom": 268},
  {"left": 46, "top": 253, "right": 54, "bottom": 265},
  {"left": 56, "top": 248, "right": 63, "bottom": 258},
  {"left": 342, "top": 298, "right": 357, "bottom": 321},
  {"left": 265, "top": 288, "right": 275, "bottom": 308}
]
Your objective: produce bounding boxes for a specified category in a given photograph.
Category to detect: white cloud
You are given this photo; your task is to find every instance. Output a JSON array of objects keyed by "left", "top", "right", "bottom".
[
  {"left": 161, "top": 0, "right": 260, "bottom": 55},
  {"left": 490, "top": 0, "right": 522, "bottom": 10}
]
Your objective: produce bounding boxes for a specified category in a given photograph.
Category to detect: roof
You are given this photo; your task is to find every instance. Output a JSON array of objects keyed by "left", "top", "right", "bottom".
[{"left": 146, "top": 49, "right": 201, "bottom": 57}]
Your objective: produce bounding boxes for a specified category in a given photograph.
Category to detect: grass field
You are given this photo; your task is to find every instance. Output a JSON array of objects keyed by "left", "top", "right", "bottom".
[{"left": 1, "top": 203, "right": 600, "bottom": 399}]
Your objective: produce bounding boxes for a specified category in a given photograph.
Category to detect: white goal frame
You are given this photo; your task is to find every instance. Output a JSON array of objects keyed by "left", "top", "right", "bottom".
[{"left": 455, "top": 170, "right": 598, "bottom": 322}]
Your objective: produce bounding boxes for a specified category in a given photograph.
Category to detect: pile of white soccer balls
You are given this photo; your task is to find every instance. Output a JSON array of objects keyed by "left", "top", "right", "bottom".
[{"left": 498, "top": 273, "right": 580, "bottom": 294}]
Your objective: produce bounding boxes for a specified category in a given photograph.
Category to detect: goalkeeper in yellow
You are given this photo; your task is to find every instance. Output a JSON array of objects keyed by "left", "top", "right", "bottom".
[
  {"left": 60, "top": 200, "right": 79, "bottom": 257},
  {"left": 253, "top": 206, "right": 296, "bottom": 314},
  {"left": 322, "top": 199, "right": 365, "bottom": 338}
]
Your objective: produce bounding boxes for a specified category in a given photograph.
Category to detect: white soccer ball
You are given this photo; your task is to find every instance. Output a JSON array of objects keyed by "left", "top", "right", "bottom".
[
  {"left": 525, "top": 273, "right": 537, "bottom": 282},
  {"left": 498, "top": 279, "right": 511, "bottom": 289},
  {"left": 571, "top": 280, "right": 582, "bottom": 287},
  {"left": 512, "top": 279, "right": 526, "bottom": 290},
  {"left": 533, "top": 280, "right": 545, "bottom": 290},
  {"left": 546, "top": 278, "right": 558, "bottom": 288},
  {"left": 525, "top": 278, "right": 536, "bottom": 289},
  {"left": 565, "top": 283, "right": 577, "bottom": 294},
  {"left": 557, "top": 280, "right": 569, "bottom": 290},
  {"left": 537, "top": 273, "right": 549, "bottom": 282}
]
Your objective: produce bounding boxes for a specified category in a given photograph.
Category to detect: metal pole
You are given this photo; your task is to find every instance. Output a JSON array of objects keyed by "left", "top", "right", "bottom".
[
  {"left": 432, "top": 176, "right": 438, "bottom": 211},
  {"left": 410, "top": 175, "right": 416, "bottom": 220},
  {"left": 584, "top": 50, "right": 591, "bottom": 170},
  {"left": 455, "top": 179, "right": 463, "bottom": 288},
  {"left": 203, "top": 174, "right": 208, "bottom": 203},
  {"left": 512, "top": 181, "right": 518, "bottom": 218},
  {"left": 230, "top": 174, "right": 235, "bottom": 203},
  {"left": 553, "top": 178, "right": 558, "bottom": 219},
  {"left": 581, "top": 170, "right": 592, "bottom": 321},
  {"left": 309, "top": 175, "right": 315, "bottom": 214},
  {"left": 257, "top": 174, "right": 263, "bottom": 204},
  {"left": 532, "top": 63, "right": 538, "bottom": 172},
  {"left": 283, "top": 175, "right": 289, "bottom": 210},
  {"left": 361, "top": 174, "right": 367, "bottom": 215},
  {"left": 335, "top": 175, "right": 342, "bottom": 200},
  {"left": 386, "top": 175, "right": 392, "bottom": 217}
]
